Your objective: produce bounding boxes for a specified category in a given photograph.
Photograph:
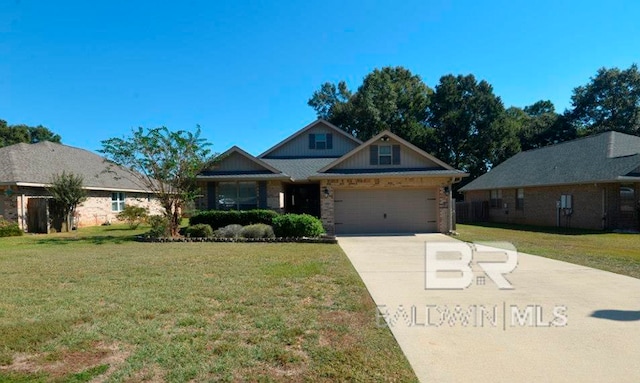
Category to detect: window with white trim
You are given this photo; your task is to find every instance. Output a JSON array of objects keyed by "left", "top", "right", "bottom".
[
  {"left": 378, "top": 145, "right": 392, "bottom": 165},
  {"left": 111, "top": 192, "right": 126, "bottom": 212}
]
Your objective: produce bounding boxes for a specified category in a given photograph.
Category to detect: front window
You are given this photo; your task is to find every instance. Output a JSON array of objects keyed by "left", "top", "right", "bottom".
[
  {"left": 490, "top": 189, "right": 502, "bottom": 208},
  {"left": 516, "top": 188, "right": 524, "bottom": 210},
  {"left": 217, "top": 182, "right": 257, "bottom": 210},
  {"left": 620, "top": 184, "right": 636, "bottom": 213},
  {"left": 379, "top": 145, "right": 392, "bottom": 165},
  {"left": 111, "top": 192, "right": 125, "bottom": 212}
]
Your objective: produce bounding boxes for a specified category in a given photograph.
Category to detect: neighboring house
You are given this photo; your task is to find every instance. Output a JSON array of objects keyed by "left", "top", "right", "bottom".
[
  {"left": 0, "top": 141, "right": 162, "bottom": 232},
  {"left": 460, "top": 131, "right": 640, "bottom": 231},
  {"left": 196, "top": 119, "right": 467, "bottom": 234}
]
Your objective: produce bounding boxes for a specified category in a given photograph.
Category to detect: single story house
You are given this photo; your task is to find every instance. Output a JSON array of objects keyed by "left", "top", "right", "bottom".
[
  {"left": 460, "top": 131, "right": 640, "bottom": 231},
  {"left": 0, "top": 141, "right": 162, "bottom": 232},
  {"left": 196, "top": 119, "right": 467, "bottom": 234}
]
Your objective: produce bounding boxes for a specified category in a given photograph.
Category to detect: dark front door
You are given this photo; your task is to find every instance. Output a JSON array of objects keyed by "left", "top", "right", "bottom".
[{"left": 286, "top": 184, "right": 320, "bottom": 217}]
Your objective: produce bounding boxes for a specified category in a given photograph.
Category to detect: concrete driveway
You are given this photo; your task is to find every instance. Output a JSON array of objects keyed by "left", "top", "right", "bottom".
[{"left": 339, "top": 234, "right": 640, "bottom": 383}]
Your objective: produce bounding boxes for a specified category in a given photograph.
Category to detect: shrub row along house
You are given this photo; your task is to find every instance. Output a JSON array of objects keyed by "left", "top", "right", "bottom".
[
  {"left": 0, "top": 141, "right": 162, "bottom": 232},
  {"left": 461, "top": 131, "right": 640, "bottom": 231},
  {"left": 195, "top": 119, "right": 467, "bottom": 235}
]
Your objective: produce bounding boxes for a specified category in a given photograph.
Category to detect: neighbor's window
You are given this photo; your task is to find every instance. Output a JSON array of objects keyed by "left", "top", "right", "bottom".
[
  {"left": 620, "top": 184, "right": 636, "bottom": 213},
  {"left": 516, "top": 188, "right": 524, "bottom": 210},
  {"left": 111, "top": 192, "right": 126, "bottom": 212},
  {"left": 490, "top": 189, "right": 502, "bottom": 208},
  {"left": 216, "top": 182, "right": 257, "bottom": 210},
  {"left": 379, "top": 145, "right": 392, "bottom": 165}
]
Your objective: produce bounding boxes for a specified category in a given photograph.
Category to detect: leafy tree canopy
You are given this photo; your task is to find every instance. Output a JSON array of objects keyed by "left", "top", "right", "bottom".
[
  {"left": 100, "top": 126, "right": 214, "bottom": 237},
  {"left": 569, "top": 64, "right": 640, "bottom": 135},
  {"left": 47, "top": 171, "right": 87, "bottom": 232},
  {"left": 308, "top": 66, "right": 432, "bottom": 142},
  {"left": 0, "top": 119, "right": 62, "bottom": 148}
]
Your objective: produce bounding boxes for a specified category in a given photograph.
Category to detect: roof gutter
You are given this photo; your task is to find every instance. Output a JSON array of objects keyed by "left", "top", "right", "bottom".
[{"left": 309, "top": 172, "right": 468, "bottom": 180}]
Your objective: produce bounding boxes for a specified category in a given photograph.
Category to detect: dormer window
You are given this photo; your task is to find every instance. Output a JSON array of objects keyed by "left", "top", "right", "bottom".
[
  {"left": 379, "top": 145, "right": 392, "bottom": 165},
  {"left": 309, "top": 133, "right": 333, "bottom": 150},
  {"left": 370, "top": 144, "right": 401, "bottom": 165}
]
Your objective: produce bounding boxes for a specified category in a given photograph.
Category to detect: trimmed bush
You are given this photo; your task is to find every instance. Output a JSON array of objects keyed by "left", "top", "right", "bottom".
[
  {"left": 185, "top": 223, "right": 214, "bottom": 238},
  {"left": 272, "top": 214, "right": 325, "bottom": 238},
  {"left": 214, "top": 224, "right": 243, "bottom": 239},
  {"left": 116, "top": 205, "right": 148, "bottom": 229},
  {"left": 190, "top": 209, "right": 279, "bottom": 229},
  {"left": 0, "top": 218, "right": 23, "bottom": 237},
  {"left": 147, "top": 215, "right": 170, "bottom": 238},
  {"left": 241, "top": 223, "right": 275, "bottom": 239}
]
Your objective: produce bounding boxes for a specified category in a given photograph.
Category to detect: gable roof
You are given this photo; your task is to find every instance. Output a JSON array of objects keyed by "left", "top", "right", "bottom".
[
  {"left": 258, "top": 119, "right": 362, "bottom": 158},
  {"left": 318, "top": 129, "right": 457, "bottom": 173},
  {"left": 460, "top": 131, "right": 640, "bottom": 192},
  {"left": 0, "top": 141, "right": 153, "bottom": 192}
]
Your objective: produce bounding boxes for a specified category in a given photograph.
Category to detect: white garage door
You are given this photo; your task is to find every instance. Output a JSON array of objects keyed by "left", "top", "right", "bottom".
[{"left": 334, "top": 188, "right": 437, "bottom": 234}]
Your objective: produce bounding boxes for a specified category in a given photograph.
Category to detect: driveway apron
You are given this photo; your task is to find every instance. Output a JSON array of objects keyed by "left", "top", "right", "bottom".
[{"left": 338, "top": 234, "right": 640, "bottom": 383}]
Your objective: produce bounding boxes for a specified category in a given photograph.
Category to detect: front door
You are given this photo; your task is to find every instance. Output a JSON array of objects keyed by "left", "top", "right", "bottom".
[{"left": 285, "top": 184, "right": 320, "bottom": 217}]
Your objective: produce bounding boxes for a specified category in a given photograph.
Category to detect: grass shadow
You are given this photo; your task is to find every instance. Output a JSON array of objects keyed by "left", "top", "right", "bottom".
[
  {"left": 35, "top": 235, "right": 138, "bottom": 246},
  {"left": 460, "top": 222, "right": 606, "bottom": 236}
]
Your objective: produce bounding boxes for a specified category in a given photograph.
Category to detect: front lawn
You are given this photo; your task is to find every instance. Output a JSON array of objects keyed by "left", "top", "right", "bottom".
[
  {"left": 0, "top": 225, "right": 416, "bottom": 382},
  {"left": 456, "top": 223, "right": 640, "bottom": 279}
]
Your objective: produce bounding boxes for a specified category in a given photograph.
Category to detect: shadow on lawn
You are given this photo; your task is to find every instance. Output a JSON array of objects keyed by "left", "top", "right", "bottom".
[
  {"left": 461, "top": 222, "right": 606, "bottom": 236},
  {"left": 35, "top": 235, "right": 138, "bottom": 245}
]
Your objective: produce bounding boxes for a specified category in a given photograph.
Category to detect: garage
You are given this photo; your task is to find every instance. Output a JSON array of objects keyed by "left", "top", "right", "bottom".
[{"left": 334, "top": 188, "right": 437, "bottom": 234}]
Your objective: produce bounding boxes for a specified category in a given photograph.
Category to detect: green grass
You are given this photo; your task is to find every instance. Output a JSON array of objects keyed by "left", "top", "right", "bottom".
[
  {"left": 0, "top": 224, "right": 416, "bottom": 382},
  {"left": 456, "top": 223, "right": 640, "bottom": 279}
]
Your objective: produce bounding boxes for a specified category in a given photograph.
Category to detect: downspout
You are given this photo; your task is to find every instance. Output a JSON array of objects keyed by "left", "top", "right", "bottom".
[
  {"left": 449, "top": 181, "right": 454, "bottom": 233},
  {"left": 21, "top": 193, "right": 26, "bottom": 231}
]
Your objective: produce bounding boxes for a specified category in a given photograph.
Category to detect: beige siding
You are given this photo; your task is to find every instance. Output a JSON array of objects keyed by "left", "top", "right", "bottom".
[
  {"left": 265, "top": 122, "right": 359, "bottom": 158},
  {"left": 332, "top": 137, "right": 442, "bottom": 170},
  {"left": 208, "top": 152, "right": 269, "bottom": 172}
]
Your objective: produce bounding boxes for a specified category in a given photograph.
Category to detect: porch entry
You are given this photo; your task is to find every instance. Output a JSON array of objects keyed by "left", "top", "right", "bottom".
[{"left": 285, "top": 183, "right": 321, "bottom": 217}]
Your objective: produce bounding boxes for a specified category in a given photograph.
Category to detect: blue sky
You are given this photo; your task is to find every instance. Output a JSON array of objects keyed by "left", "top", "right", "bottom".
[{"left": 1, "top": 1, "right": 638, "bottom": 155}]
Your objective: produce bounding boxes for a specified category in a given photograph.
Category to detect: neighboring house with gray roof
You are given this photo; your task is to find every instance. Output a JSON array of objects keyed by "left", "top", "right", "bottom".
[
  {"left": 460, "top": 131, "right": 640, "bottom": 231},
  {"left": 196, "top": 119, "right": 467, "bottom": 234},
  {"left": 0, "top": 141, "right": 162, "bottom": 232}
]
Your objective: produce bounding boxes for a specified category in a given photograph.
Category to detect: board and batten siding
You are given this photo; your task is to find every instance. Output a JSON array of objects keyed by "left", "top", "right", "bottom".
[
  {"left": 211, "top": 152, "right": 269, "bottom": 172},
  {"left": 263, "top": 122, "right": 359, "bottom": 158},
  {"left": 332, "top": 138, "right": 441, "bottom": 170}
]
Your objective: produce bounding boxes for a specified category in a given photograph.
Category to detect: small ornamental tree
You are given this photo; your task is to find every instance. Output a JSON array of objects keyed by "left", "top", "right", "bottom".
[
  {"left": 100, "top": 126, "right": 213, "bottom": 237},
  {"left": 47, "top": 171, "right": 87, "bottom": 232}
]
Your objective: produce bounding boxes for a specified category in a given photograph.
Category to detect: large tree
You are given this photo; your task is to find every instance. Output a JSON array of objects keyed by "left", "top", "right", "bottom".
[
  {"left": 507, "top": 100, "right": 576, "bottom": 150},
  {"left": 100, "top": 126, "right": 213, "bottom": 237},
  {"left": 568, "top": 64, "right": 640, "bottom": 135},
  {"left": 0, "top": 119, "right": 62, "bottom": 147},
  {"left": 427, "top": 74, "right": 519, "bottom": 180},
  {"left": 47, "top": 171, "right": 87, "bottom": 232},
  {"left": 308, "top": 66, "right": 432, "bottom": 143}
]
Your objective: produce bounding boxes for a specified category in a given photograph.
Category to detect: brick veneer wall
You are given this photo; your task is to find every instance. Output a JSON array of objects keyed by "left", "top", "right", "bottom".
[
  {"left": 464, "top": 183, "right": 640, "bottom": 230},
  {"left": 0, "top": 186, "right": 162, "bottom": 231},
  {"left": 319, "top": 177, "right": 453, "bottom": 235}
]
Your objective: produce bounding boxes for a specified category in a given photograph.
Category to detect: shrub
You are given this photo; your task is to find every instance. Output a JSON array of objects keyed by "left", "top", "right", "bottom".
[
  {"left": 272, "top": 214, "right": 325, "bottom": 238},
  {"left": 147, "top": 215, "right": 170, "bottom": 238},
  {"left": 185, "top": 223, "right": 214, "bottom": 238},
  {"left": 214, "top": 224, "right": 243, "bottom": 239},
  {"left": 241, "top": 223, "right": 275, "bottom": 239},
  {"left": 116, "top": 205, "right": 148, "bottom": 229},
  {"left": 190, "top": 209, "right": 279, "bottom": 229},
  {"left": 0, "top": 218, "right": 23, "bottom": 237}
]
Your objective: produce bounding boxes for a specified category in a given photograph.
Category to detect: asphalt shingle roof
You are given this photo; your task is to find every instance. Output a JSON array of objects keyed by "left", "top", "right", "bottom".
[
  {"left": 0, "top": 141, "right": 151, "bottom": 191},
  {"left": 261, "top": 158, "right": 337, "bottom": 181},
  {"left": 460, "top": 131, "right": 640, "bottom": 191}
]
